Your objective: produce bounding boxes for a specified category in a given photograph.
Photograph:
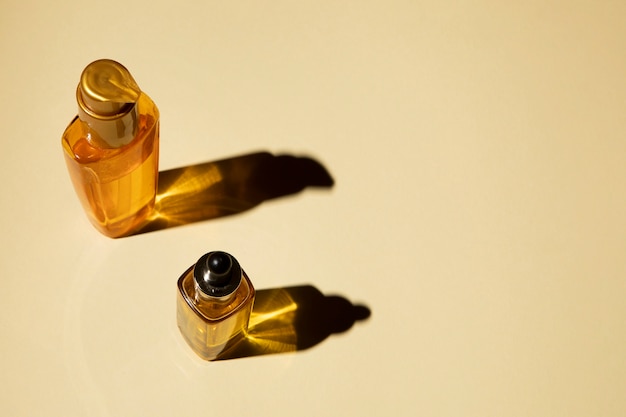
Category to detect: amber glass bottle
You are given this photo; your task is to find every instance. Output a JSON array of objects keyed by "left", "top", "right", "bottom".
[
  {"left": 61, "top": 59, "right": 159, "bottom": 237},
  {"left": 177, "top": 251, "right": 256, "bottom": 361}
]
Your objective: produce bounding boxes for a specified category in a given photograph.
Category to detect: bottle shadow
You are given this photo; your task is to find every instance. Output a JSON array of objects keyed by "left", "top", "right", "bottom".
[
  {"left": 214, "top": 285, "right": 371, "bottom": 361},
  {"left": 134, "top": 151, "right": 334, "bottom": 235}
]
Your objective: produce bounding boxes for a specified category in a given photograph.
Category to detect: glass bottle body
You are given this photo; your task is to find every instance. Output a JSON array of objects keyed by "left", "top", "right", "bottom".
[
  {"left": 177, "top": 265, "right": 255, "bottom": 361},
  {"left": 62, "top": 93, "right": 159, "bottom": 237}
]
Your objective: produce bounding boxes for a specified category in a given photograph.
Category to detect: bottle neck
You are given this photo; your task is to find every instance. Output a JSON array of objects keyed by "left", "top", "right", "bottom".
[
  {"left": 77, "top": 88, "right": 139, "bottom": 148},
  {"left": 193, "top": 278, "right": 241, "bottom": 305}
]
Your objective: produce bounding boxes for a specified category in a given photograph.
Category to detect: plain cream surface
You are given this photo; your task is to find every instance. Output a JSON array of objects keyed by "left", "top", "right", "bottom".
[{"left": 1, "top": 1, "right": 625, "bottom": 416}]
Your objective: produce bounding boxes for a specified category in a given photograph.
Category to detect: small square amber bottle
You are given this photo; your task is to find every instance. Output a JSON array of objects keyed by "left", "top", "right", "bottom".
[{"left": 177, "top": 251, "right": 255, "bottom": 361}]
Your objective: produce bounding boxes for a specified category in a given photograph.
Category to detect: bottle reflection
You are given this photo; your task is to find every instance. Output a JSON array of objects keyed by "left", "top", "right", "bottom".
[
  {"left": 135, "top": 151, "right": 334, "bottom": 235},
  {"left": 213, "top": 285, "right": 371, "bottom": 361}
]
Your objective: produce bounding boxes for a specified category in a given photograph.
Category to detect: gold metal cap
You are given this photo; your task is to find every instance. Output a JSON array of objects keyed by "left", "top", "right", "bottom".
[
  {"left": 76, "top": 59, "right": 142, "bottom": 147},
  {"left": 77, "top": 59, "right": 141, "bottom": 119}
]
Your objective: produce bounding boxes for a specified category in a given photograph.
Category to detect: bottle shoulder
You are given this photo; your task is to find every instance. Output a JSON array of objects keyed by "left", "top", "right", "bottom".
[
  {"left": 62, "top": 93, "right": 159, "bottom": 163},
  {"left": 177, "top": 267, "right": 255, "bottom": 322},
  {"left": 139, "top": 92, "right": 159, "bottom": 120}
]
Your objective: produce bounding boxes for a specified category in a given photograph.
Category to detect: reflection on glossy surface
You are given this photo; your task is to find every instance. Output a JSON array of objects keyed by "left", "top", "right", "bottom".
[
  {"left": 214, "top": 285, "right": 370, "bottom": 360},
  {"left": 135, "top": 151, "right": 334, "bottom": 234}
]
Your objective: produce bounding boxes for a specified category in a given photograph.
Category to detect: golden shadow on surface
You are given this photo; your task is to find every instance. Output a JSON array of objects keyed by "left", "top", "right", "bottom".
[{"left": 134, "top": 151, "right": 334, "bottom": 235}]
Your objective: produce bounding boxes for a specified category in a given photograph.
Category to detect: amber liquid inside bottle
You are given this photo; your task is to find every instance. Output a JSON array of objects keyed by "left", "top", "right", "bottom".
[
  {"left": 62, "top": 94, "right": 159, "bottom": 237},
  {"left": 177, "top": 265, "right": 256, "bottom": 361}
]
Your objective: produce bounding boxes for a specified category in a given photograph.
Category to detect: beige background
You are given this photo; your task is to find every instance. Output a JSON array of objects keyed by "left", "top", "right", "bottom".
[{"left": 1, "top": 1, "right": 626, "bottom": 416}]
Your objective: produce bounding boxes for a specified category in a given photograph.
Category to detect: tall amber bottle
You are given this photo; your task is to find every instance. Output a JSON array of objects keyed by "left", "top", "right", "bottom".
[
  {"left": 62, "top": 59, "right": 159, "bottom": 237},
  {"left": 177, "top": 251, "right": 256, "bottom": 361}
]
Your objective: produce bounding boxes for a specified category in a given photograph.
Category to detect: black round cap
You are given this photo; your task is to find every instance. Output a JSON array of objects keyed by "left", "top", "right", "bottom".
[{"left": 194, "top": 251, "right": 242, "bottom": 297}]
